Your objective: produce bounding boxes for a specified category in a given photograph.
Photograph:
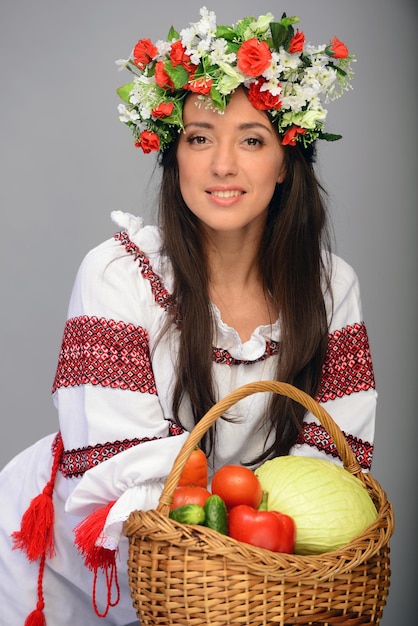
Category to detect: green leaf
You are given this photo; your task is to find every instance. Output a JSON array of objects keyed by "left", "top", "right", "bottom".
[
  {"left": 269, "top": 13, "right": 301, "bottom": 50},
  {"left": 216, "top": 25, "right": 236, "bottom": 41},
  {"left": 167, "top": 26, "right": 179, "bottom": 41},
  {"left": 225, "top": 40, "right": 240, "bottom": 55},
  {"left": 270, "top": 22, "right": 288, "bottom": 49},
  {"left": 209, "top": 86, "right": 226, "bottom": 110},
  {"left": 235, "top": 17, "right": 254, "bottom": 39},
  {"left": 319, "top": 132, "right": 343, "bottom": 142},
  {"left": 278, "top": 14, "right": 300, "bottom": 28},
  {"left": 116, "top": 83, "right": 134, "bottom": 103},
  {"left": 165, "top": 63, "right": 189, "bottom": 89}
]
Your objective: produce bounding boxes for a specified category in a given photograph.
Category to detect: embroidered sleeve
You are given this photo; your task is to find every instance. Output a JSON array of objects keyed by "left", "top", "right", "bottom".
[
  {"left": 52, "top": 234, "right": 187, "bottom": 524},
  {"left": 291, "top": 257, "right": 377, "bottom": 470}
]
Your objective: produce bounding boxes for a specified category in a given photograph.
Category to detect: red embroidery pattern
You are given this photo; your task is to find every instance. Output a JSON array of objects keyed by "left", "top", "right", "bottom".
[
  {"left": 317, "top": 322, "right": 375, "bottom": 403},
  {"left": 212, "top": 341, "right": 280, "bottom": 365},
  {"left": 52, "top": 316, "right": 157, "bottom": 394},
  {"left": 114, "top": 231, "right": 173, "bottom": 312},
  {"left": 296, "top": 421, "right": 373, "bottom": 470},
  {"left": 56, "top": 422, "right": 184, "bottom": 478}
]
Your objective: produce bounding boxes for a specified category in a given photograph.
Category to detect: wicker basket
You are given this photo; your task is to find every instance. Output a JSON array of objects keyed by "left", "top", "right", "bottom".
[{"left": 125, "top": 381, "right": 394, "bottom": 625}]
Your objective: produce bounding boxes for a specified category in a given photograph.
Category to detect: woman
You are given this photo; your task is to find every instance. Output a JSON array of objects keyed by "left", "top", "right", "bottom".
[{"left": 0, "top": 8, "right": 376, "bottom": 625}]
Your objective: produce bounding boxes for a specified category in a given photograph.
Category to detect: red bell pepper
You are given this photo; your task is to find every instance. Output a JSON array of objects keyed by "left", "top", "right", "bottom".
[{"left": 228, "top": 504, "right": 295, "bottom": 553}]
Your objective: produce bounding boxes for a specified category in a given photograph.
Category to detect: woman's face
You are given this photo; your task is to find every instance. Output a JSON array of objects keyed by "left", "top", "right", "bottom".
[{"left": 176, "top": 88, "right": 286, "bottom": 238}]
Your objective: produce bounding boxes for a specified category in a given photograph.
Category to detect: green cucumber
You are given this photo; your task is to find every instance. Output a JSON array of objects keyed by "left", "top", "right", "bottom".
[
  {"left": 169, "top": 503, "right": 205, "bottom": 525},
  {"left": 203, "top": 494, "right": 228, "bottom": 535}
]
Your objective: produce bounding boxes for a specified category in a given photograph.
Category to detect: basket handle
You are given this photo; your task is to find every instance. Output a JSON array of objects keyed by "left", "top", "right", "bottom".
[{"left": 157, "top": 380, "right": 363, "bottom": 515}]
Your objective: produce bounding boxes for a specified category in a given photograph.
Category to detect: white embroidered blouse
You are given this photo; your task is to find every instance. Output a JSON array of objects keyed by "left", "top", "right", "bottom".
[{"left": 52, "top": 211, "right": 376, "bottom": 547}]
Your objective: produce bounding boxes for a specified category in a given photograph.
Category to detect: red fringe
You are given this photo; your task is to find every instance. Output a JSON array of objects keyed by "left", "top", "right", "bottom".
[
  {"left": 13, "top": 434, "right": 64, "bottom": 624},
  {"left": 74, "top": 501, "right": 120, "bottom": 617},
  {"left": 12, "top": 435, "right": 64, "bottom": 561},
  {"left": 74, "top": 501, "right": 116, "bottom": 569}
]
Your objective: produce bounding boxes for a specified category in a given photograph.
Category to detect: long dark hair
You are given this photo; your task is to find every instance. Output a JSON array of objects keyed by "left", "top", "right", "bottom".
[{"left": 157, "top": 129, "right": 333, "bottom": 465}]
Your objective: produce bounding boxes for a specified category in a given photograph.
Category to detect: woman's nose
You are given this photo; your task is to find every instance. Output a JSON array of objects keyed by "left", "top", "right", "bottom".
[{"left": 210, "top": 144, "right": 238, "bottom": 177}]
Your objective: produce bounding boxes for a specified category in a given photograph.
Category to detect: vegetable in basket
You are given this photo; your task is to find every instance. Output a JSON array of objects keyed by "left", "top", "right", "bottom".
[
  {"left": 169, "top": 504, "right": 206, "bottom": 525},
  {"left": 255, "top": 456, "right": 378, "bottom": 554},
  {"left": 229, "top": 505, "right": 295, "bottom": 553},
  {"left": 211, "top": 464, "right": 263, "bottom": 510},
  {"left": 169, "top": 494, "right": 228, "bottom": 534},
  {"left": 203, "top": 494, "right": 228, "bottom": 535},
  {"left": 170, "top": 485, "right": 211, "bottom": 510},
  {"left": 177, "top": 446, "right": 208, "bottom": 488}
]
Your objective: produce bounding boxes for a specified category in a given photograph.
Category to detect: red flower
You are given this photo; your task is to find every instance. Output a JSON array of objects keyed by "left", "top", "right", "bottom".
[
  {"left": 248, "top": 79, "right": 281, "bottom": 111},
  {"left": 186, "top": 77, "right": 213, "bottom": 95},
  {"left": 135, "top": 130, "right": 160, "bottom": 153},
  {"left": 170, "top": 40, "right": 196, "bottom": 73},
  {"left": 151, "top": 102, "right": 175, "bottom": 118},
  {"left": 328, "top": 36, "right": 349, "bottom": 59},
  {"left": 154, "top": 61, "right": 175, "bottom": 89},
  {"left": 282, "top": 126, "right": 306, "bottom": 146},
  {"left": 237, "top": 38, "right": 272, "bottom": 77},
  {"left": 133, "top": 38, "right": 158, "bottom": 69},
  {"left": 288, "top": 29, "right": 305, "bottom": 53}
]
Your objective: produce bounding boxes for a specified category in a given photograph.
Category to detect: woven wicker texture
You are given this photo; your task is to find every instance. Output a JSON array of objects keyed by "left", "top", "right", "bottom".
[{"left": 125, "top": 381, "right": 394, "bottom": 625}]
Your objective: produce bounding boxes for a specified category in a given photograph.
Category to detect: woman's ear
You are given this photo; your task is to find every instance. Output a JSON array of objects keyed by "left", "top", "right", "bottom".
[{"left": 277, "top": 164, "right": 287, "bottom": 184}]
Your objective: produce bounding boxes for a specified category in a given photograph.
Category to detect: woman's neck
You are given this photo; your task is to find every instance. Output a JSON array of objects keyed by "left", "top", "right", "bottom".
[
  {"left": 203, "top": 230, "right": 277, "bottom": 343},
  {"left": 204, "top": 225, "right": 263, "bottom": 289}
]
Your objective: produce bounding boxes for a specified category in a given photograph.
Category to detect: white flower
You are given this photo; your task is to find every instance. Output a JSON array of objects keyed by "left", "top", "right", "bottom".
[
  {"left": 280, "top": 90, "right": 307, "bottom": 113},
  {"left": 260, "top": 79, "right": 282, "bottom": 97},
  {"left": 276, "top": 49, "right": 303, "bottom": 82},
  {"left": 218, "top": 71, "right": 244, "bottom": 95},
  {"left": 155, "top": 39, "right": 172, "bottom": 57},
  {"left": 180, "top": 26, "right": 197, "bottom": 51},
  {"left": 305, "top": 44, "right": 327, "bottom": 56},
  {"left": 249, "top": 12, "right": 274, "bottom": 35},
  {"left": 209, "top": 38, "right": 236, "bottom": 65},
  {"left": 282, "top": 107, "right": 327, "bottom": 130},
  {"left": 262, "top": 52, "right": 287, "bottom": 86},
  {"left": 189, "top": 38, "right": 212, "bottom": 65},
  {"left": 309, "top": 53, "right": 329, "bottom": 68},
  {"left": 128, "top": 76, "right": 161, "bottom": 120},
  {"left": 117, "top": 103, "right": 140, "bottom": 123},
  {"left": 196, "top": 6, "right": 217, "bottom": 39},
  {"left": 302, "top": 66, "right": 336, "bottom": 97},
  {"left": 115, "top": 58, "right": 130, "bottom": 71},
  {"left": 278, "top": 49, "right": 303, "bottom": 71}
]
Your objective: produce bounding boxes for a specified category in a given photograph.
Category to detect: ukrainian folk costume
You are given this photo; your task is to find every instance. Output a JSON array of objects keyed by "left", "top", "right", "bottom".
[
  {"left": 0, "top": 8, "right": 370, "bottom": 625},
  {"left": 0, "top": 211, "right": 376, "bottom": 624}
]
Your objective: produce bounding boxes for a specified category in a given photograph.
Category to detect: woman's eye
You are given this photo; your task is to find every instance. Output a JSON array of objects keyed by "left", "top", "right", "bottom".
[
  {"left": 188, "top": 135, "right": 207, "bottom": 145},
  {"left": 245, "top": 137, "right": 263, "bottom": 147}
]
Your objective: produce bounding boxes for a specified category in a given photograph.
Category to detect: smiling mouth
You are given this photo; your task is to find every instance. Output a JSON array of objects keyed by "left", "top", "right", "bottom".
[{"left": 208, "top": 190, "right": 244, "bottom": 198}]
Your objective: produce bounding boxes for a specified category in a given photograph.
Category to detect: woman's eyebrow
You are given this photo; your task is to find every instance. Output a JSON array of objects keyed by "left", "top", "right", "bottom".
[
  {"left": 238, "top": 122, "right": 273, "bottom": 133},
  {"left": 183, "top": 122, "right": 213, "bottom": 130},
  {"left": 183, "top": 121, "right": 272, "bottom": 132}
]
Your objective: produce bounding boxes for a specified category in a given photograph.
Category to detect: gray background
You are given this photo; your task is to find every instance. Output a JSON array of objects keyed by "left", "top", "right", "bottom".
[{"left": 1, "top": 1, "right": 416, "bottom": 623}]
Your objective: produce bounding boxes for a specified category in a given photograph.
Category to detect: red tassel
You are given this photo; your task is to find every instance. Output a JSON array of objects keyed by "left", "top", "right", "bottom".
[
  {"left": 12, "top": 434, "right": 64, "bottom": 561},
  {"left": 24, "top": 605, "right": 46, "bottom": 626},
  {"left": 74, "top": 501, "right": 120, "bottom": 617},
  {"left": 74, "top": 501, "right": 116, "bottom": 569}
]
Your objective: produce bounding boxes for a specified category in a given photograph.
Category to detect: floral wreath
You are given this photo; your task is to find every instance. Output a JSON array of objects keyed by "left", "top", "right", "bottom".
[{"left": 116, "top": 7, "right": 355, "bottom": 154}]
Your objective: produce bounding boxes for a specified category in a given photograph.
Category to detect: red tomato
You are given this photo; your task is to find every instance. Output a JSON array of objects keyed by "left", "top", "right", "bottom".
[
  {"left": 211, "top": 465, "right": 262, "bottom": 510},
  {"left": 228, "top": 505, "right": 295, "bottom": 553},
  {"left": 178, "top": 447, "right": 208, "bottom": 488},
  {"left": 170, "top": 485, "right": 211, "bottom": 510}
]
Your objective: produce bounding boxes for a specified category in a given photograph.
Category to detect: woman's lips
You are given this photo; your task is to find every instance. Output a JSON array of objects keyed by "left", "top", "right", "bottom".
[
  {"left": 205, "top": 187, "right": 246, "bottom": 203},
  {"left": 208, "top": 189, "right": 244, "bottom": 198}
]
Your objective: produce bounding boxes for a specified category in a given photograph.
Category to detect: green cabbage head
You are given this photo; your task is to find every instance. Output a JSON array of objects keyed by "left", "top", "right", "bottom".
[{"left": 255, "top": 456, "right": 378, "bottom": 555}]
